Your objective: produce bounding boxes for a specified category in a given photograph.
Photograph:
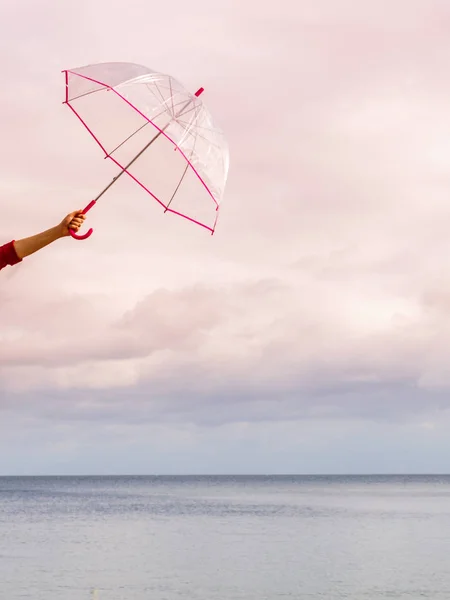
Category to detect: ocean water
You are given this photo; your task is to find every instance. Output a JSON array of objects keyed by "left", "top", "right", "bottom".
[{"left": 1, "top": 475, "right": 450, "bottom": 599}]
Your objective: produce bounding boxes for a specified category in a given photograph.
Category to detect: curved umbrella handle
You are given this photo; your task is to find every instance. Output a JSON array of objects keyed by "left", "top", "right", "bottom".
[
  {"left": 69, "top": 200, "right": 96, "bottom": 241},
  {"left": 70, "top": 227, "right": 94, "bottom": 240}
]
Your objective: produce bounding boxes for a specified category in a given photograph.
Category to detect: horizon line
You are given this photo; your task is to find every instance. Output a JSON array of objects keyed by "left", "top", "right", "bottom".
[{"left": 1, "top": 473, "right": 450, "bottom": 478}]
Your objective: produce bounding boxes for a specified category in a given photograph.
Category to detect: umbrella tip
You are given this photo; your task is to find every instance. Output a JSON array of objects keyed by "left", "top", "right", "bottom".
[{"left": 195, "top": 87, "right": 204, "bottom": 97}]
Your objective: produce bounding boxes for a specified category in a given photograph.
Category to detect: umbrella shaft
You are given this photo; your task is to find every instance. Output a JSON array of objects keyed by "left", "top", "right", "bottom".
[{"left": 94, "top": 127, "right": 166, "bottom": 202}]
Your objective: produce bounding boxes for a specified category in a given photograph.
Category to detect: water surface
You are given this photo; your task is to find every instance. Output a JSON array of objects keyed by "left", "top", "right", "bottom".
[{"left": 1, "top": 475, "right": 449, "bottom": 599}]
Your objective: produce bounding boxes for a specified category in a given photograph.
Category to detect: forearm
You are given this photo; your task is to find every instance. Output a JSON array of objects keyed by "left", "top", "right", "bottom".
[{"left": 13, "top": 226, "right": 63, "bottom": 259}]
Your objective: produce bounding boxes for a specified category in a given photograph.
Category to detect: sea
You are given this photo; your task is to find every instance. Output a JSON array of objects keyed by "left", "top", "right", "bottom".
[{"left": 0, "top": 475, "right": 449, "bottom": 599}]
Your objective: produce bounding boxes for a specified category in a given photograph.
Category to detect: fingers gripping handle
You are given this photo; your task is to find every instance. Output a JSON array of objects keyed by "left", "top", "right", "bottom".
[{"left": 69, "top": 200, "right": 96, "bottom": 240}]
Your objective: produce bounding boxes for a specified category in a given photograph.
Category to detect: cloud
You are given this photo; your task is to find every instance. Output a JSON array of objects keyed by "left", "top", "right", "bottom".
[{"left": 1, "top": 267, "right": 450, "bottom": 431}]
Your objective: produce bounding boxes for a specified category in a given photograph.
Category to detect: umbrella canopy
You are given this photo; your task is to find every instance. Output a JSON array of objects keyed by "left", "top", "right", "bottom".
[{"left": 63, "top": 62, "right": 230, "bottom": 237}]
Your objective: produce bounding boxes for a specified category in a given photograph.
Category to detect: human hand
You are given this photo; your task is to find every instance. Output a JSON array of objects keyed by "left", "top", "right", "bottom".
[{"left": 58, "top": 211, "right": 86, "bottom": 237}]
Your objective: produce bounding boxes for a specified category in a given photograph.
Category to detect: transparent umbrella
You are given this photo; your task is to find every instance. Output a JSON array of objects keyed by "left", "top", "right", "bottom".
[{"left": 62, "top": 61, "right": 230, "bottom": 239}]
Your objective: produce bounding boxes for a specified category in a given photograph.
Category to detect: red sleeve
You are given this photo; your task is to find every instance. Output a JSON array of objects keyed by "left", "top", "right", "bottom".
[{"left": 0, "top": 241, "right": 22, "bottom": 271}]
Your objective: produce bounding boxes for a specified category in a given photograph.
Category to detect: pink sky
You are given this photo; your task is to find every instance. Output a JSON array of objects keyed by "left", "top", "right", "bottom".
[{"left": 1, "top": 0, "right": 450, "bottom": 474}]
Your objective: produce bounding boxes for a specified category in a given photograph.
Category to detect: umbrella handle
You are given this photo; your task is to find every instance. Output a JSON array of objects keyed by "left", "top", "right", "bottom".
[{"left": 69, "top": 200, "right": 96, "bottom": 240}]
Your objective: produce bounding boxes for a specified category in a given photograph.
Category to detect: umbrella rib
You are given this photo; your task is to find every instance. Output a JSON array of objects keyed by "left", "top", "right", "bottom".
[
  {"left": 106, "top": 97, "right": 193, "bottom": 158},
  {"left": 177, "top": 124, "right": 222, "bottom": 148},
  {"left": 153, "top": 80, "right": 167, "bottom": 104},
  {"left": 145, "top": 82, "right": 167, "bottom": 107},
  {"left": 165, "top": 161, "right": 191, "bottom": 212},
  {"left": 176, "top": 103, "right": 201, "bottom": 121},
  {"left": 168, "top": 77, "right": 175, "bottom": 115},
  {"left": 70, "top": 86, "right": 107, "bottom": 102},
  {"left": 177, "top": 120, "right": 222, "bottom": 135},
  {"left": 165, "top": 130, "right": 198, "bottom": 212},
  {"left": 106, "top": 121, "right": 152, "bottom": 157}
]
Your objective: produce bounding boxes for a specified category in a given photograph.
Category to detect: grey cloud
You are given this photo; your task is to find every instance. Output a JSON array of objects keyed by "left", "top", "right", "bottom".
[{"left": 3, "top": 367, "right": 448, "bottom": 432}]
